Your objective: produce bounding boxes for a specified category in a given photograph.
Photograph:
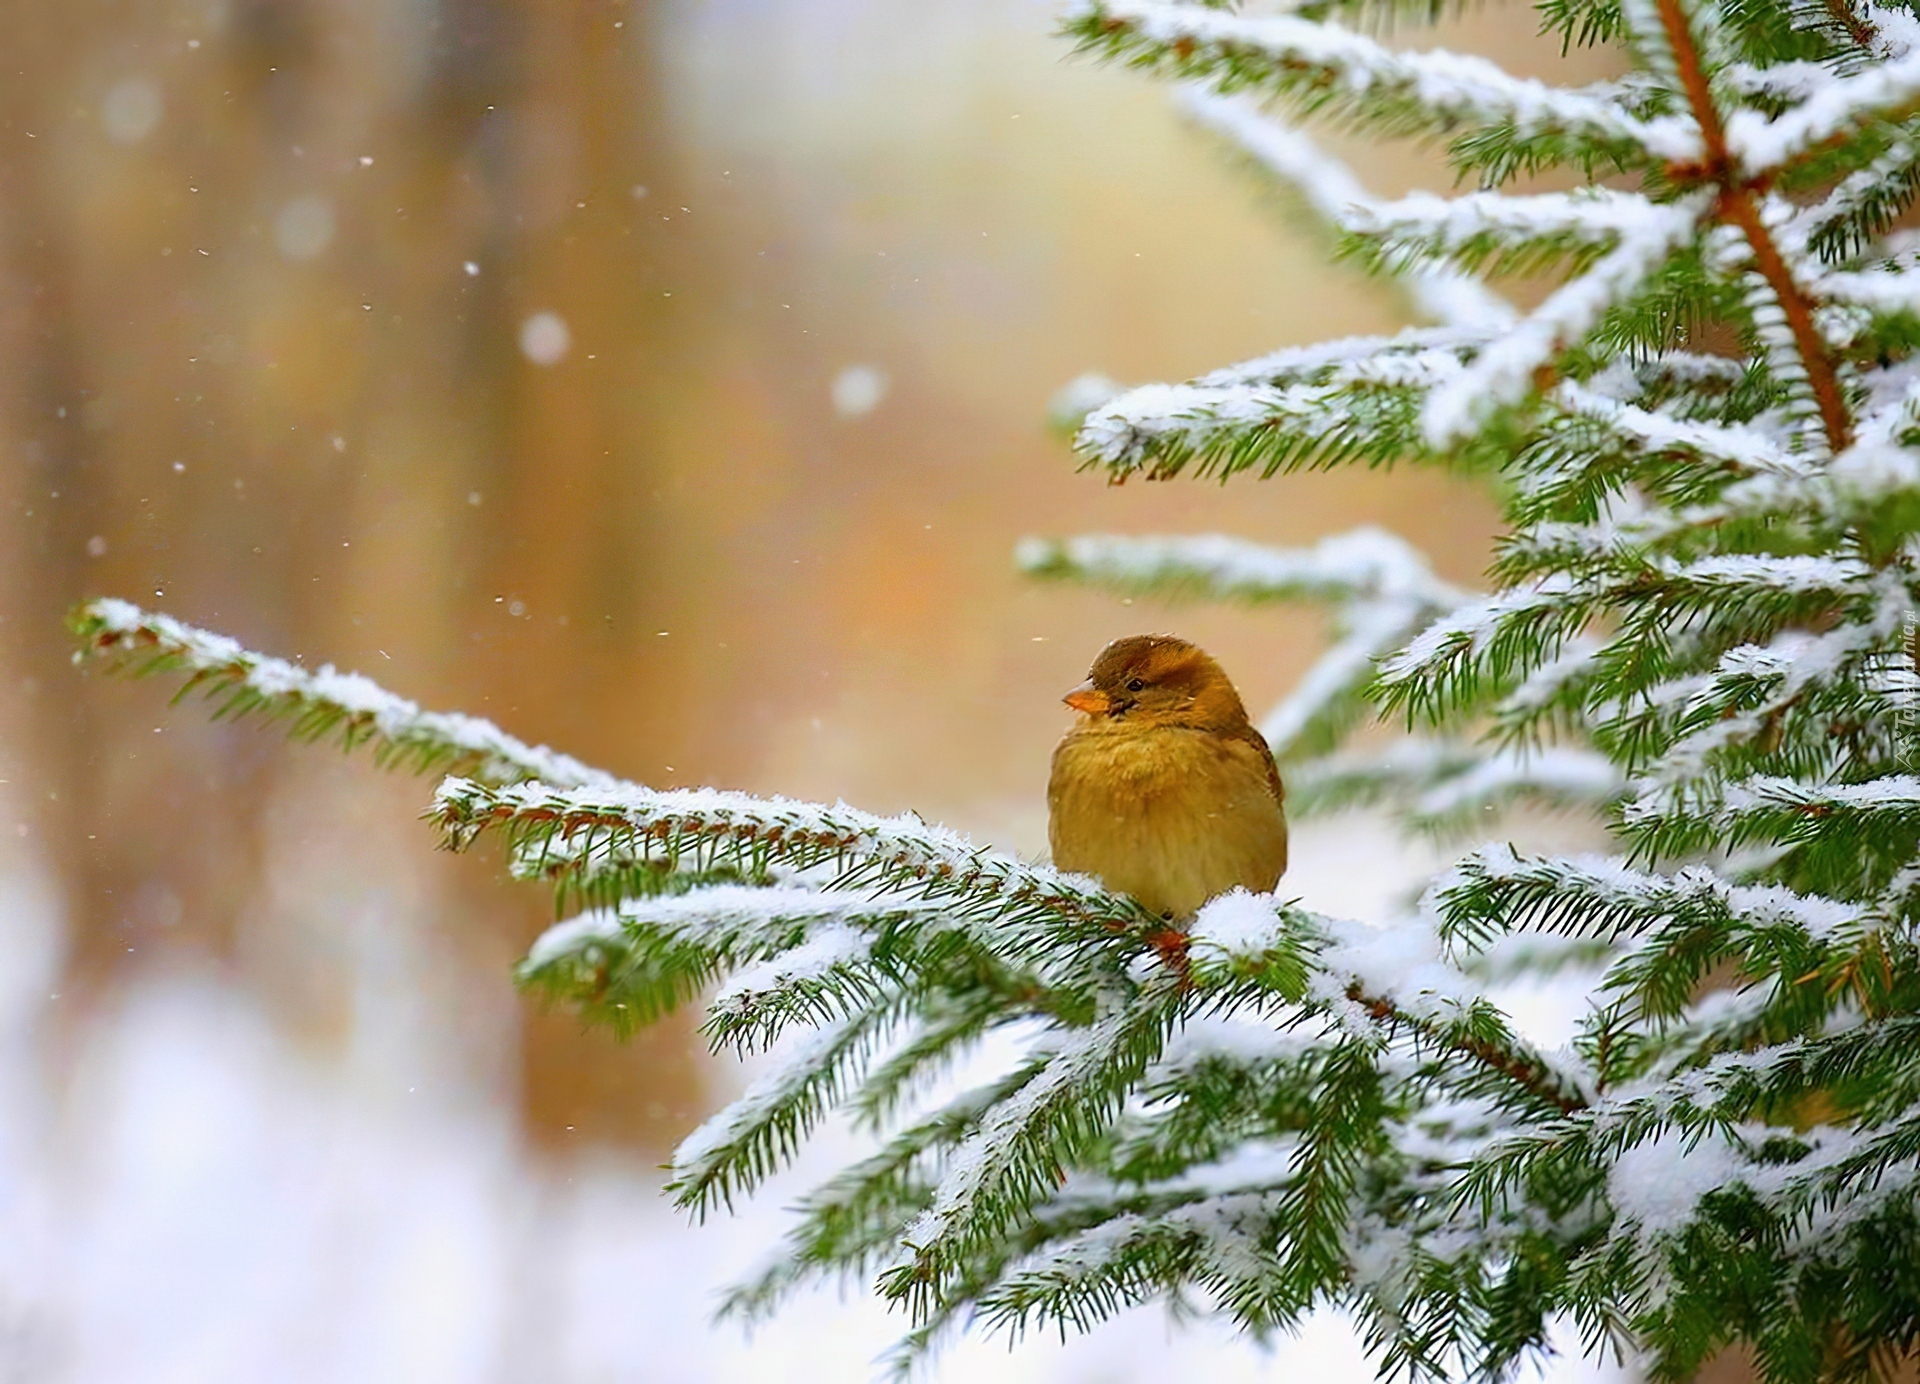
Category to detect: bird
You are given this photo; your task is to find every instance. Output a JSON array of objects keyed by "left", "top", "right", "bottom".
[{"left": 1047, "top": 634, "right": 1287, "bottom": 921}]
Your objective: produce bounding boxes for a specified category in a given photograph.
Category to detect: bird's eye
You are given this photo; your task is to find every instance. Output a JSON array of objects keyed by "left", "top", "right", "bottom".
[{"left": 1125, "top": 678, "right": 1145, "bottom": 692}]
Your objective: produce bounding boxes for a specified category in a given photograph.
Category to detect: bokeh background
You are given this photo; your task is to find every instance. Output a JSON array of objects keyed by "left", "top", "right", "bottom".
[{"left": 0, "top": 0, "right": 1627, "bottom": 1379}]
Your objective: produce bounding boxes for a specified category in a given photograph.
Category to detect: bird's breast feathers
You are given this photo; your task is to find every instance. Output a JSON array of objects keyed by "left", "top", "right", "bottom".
[{"left": 1047, "top": 723, "right": 1287, "bottom": 920}]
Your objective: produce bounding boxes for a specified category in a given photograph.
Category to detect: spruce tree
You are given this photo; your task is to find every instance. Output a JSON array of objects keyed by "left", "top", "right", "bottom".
[{"left": 69, "top": 0, "right": 1920, "bottom": 1378}]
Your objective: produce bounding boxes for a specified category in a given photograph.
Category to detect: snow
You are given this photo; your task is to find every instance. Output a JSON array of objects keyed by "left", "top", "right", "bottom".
[
  {"left": 1354, "top": 187, "right": 1676, "bottom": 253},
  {"left": 1553, "top": 379, "right": 1803, "bottom": 477},
  {"left": 1075, "top": 1, "right": 1700, "bottom": 163},
  {"left": 1017, "top": 526, "right": 1464, "bottom": 608},
  {"left": 830, "top": 364, "right": 888, "bottom": 418},
  {"left": 1815, "top": 264, "right": 1920, "bottom": 316},
  {"left": 432, "top": 776, "right": 1145, "bottom": 948},
  {"left": 1048, "top": 371, "right": 1124, "bottom": 428},
  {"left": 1150, "top": 1014, "right": 1320, "bottom": 1078},
  {"left": 524, "top": 886, "right": 919, "bottom": 974},
  {"left": 1188, "top": 889, "right": 1290, "bottom": 962},
  {"left": 1319, "top": 912, "right": 1471, "bottom": 1011},
  {"left": 1421, "top": 194, "right": 1709, "bottom": 446},
  {"left": 522, "top": 910, "right": 627, "bottom": 969},
  {"left": 1608, "top": 1128, "right": 1742, "bottom": 1237},
  {"left": 1261, "top": 598, "right": 1433, "bottom": 755},
  {"left": 81, "top": 600, "right": 614, "bottom": 791},
  {"left": 1176, "top": 88, "right": 1514, "bottom": 333},
  {"left": 1199, "top": 326, "right": 1480, "bottom": 388},
  {"left": 1726, "top": 17, "right": 1920, "bottom": 174},
  {"left": 273, "top": 196, "right": 336, "bottom": 262},
  {"left": 710, "top": 923, "right": 873, "bottom": 1014},
  {"left": 519, "top": 311, "right": 571, "bottom": 365},
  {"left": 1722, "top": 774, "right": 1920, "bottom": 813},
  {"left": 102, "top": 77, "right": 163, "bottom": 144}
]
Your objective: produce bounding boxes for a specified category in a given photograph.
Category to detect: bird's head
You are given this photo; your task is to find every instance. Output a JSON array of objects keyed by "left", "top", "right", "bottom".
[{"left": 1062, "top": 634, "right": 1251, "bottom": 731}]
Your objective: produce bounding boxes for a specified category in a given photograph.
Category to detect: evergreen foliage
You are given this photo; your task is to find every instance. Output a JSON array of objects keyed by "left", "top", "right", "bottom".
[{"left": 69, "top": 0, "right": 1920, "bottom": 1377}]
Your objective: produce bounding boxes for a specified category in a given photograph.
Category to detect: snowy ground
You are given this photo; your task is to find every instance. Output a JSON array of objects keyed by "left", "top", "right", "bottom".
[{"left": 0, "top": 813, "right": 1628, "bottom": 1384}]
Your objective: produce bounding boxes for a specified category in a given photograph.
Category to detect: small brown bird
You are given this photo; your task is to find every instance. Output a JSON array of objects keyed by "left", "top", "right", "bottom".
[{"left": 1048, "top": 634, "right": 1287, "bottom": 920}]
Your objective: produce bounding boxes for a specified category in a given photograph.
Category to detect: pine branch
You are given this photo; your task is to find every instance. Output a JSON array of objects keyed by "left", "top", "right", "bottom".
[
  {"left": 518, "top": 887, "right": 970, "bottom": 1048},
  {"left": 1017, "top": 527, "right": 1464, "bottom": 610},
  {"left": 1622, "top": 772, "right": 1920, "bottom": 860},
  {"left": 670, "top": 1005, "right": 901, "bottom": 1215},
  {"left": 1722, "top": 11, "right": 1920, "bottom": 176},
  {"left": 1019, "top": 526, "right": 1472, "bottom": 758},
  {"left": 1074, "top": 332, "right": 1482, "bottom": 480},
  {"left": 1176, "top": 87, "right": 1517, "bottom": 332},
  {"left": 1291, "top": 740, "right": 1626, "bottom": 832},
  {"left": 881, "top": 989, "right": 1187, "bottom": 1315},
  {"left": 70, "top": 598, "right": 609, "bottom": 789},
  {"left": 1344, "top": 187, "right": 1684, "bottom": 280},
  {"left": 1188, "top": 893, "right": 1591, "bottom": 1115},
  {"left": 428, "top": 776, "right": 1167, "bottom": 949},
  {"left": 1650, "top": 0, "right": 1855, "bottom": 451},
  {"left": 1062, "top": 0, "right": 1689, "bottom": 171},
  {"left": 1420, "top": 193, "right": 1710, "bottom": 446}
]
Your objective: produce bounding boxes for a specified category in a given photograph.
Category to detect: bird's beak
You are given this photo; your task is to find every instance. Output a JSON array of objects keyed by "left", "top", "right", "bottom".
[{"left": 1063, "top": 680, "right": 1111, "bottom": 715}]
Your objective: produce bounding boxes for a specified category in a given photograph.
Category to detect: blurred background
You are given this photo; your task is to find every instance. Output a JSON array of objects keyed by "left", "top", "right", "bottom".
[{"left": 0, "top": 0, "right": 1626, "bottom": 1379}]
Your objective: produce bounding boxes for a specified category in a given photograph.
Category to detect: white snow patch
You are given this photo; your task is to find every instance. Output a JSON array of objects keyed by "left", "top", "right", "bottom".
[{"left": 1189, "top": 889, "right": 1289, "bottom": 961}]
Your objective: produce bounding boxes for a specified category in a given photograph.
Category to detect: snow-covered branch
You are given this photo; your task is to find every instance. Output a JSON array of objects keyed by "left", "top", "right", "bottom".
[
  {"left": 1177, "top": 88, "right": 1516, "bottom": 333},
  {"left": 429, "top": 775, "right": 1164, "bottom": 944},
  {"left": 1063, "top": 0, "right": 1696, "bottom": 167},
  {"left": 71, "top": 598, "right": 611, "bottom": 789},
  {"left": 1017, "top": 528, "right": 1464, "bottom": 609}
]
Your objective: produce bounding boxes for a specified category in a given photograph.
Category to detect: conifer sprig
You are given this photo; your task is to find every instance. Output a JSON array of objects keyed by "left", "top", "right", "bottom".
[{"left": 69, "top": 598, "right": 609, "bottom": 789}]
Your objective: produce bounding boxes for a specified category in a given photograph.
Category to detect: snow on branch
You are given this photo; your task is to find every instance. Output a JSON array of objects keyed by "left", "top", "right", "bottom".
[
  {"left": 1076, "top": 339, "right": 1472, "bottom": 481},
  {"left": 1347, "top": 186, "right": 1681, "bottom": 276},
  {"left": 1375, "top": 578, "right": 1588, "bottom": 724},
  {"left": 1420, "top": 193, "right": 1710, "bottom": 447},
  {"left": 673, "top": 1007, "right": 897, "bottom": 1215},
  {"left": 1377, "top": 550, "right": 1880, "bottom": 726},
  {"left": 1792, "top": 132, "right": 1920, "bottom": 262},
  {"left": 1016, "top": 527, "right": 1465, "bottom": 609},
  {"left": 1434, "top": 845, "right": 1863, "bottom": 954},
  {"left": 1186, "top": 892, "right": 1589, "bottom": 1116},
  {"left": 1464, "top": 1087, "right": 1913, "bottom": 1272},
  {"left": 70, "top": 598, "right": 612, "bottom": 789},
  {"left": 1620, "top": 620, "right": 1903, "bottom": 789},
  {"left": 1725, "top": 12, "right": 1920, "bottom": 175},
  {"left": 1288, "top": 738, "right": 1623, "bottom": 827},
  {"left": 429, "top": 776, "right": 1165, "bottom": 946},
  {"left": 1551, "top": 378, "right": 1806, "bottom": 478},
  {"left": 519, "top": 886, "right": 958, "bottom": 1047},
  {"left": 1176, "top": 88, "right": 1515, "bottom": 333},
  {"left": 885, "top": 994, "right": 1185, "bottom": 1308},
  {"left": 1623, "top": 772, "right": 1920, "bottom": 855},
  {"left": 1062, "top": 0, "right": 1696, "bottom": 167}
]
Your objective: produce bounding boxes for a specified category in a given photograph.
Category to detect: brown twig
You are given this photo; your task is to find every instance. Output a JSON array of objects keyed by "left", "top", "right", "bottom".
[{"left": 1655, "top": 0, "right": 1854, "bottom": 453}]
